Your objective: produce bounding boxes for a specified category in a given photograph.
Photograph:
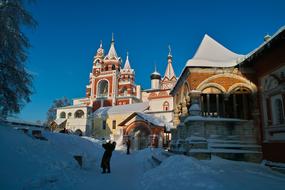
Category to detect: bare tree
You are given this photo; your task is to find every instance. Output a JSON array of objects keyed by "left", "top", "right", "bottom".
[{"left": 45, "top": 97, "right": 71, "bottom": 126}]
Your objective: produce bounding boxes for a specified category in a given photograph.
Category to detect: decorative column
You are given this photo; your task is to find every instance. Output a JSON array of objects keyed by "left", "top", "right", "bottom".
[
  {"left": 216, "top": 94, "right": 220, "bottom": 117},
  {"left": 186, "top": 94, "right": 191, "bottom": 108},
  {"left": 242, "top": 93, "right": 247, "bottom": 119},
  {"left": 189, "top": 90, "right": 202, "bottom": 115},
  {"left": 207, "top": 94, "right": 210, "bottom": 116},
  {"left": 173, "top": 107, "right": 180, "bottom": 127},
  {"left": 250, "top": 92, "right": 261, "bottom": 144},
  {"left": 181, "top": 97, "right": 188, "bottom": 117},
  {"left": 201, "top": 95, "right": 204, "bottom": 116},
  {"left": 233, "top": 94, "right": 237, "bottom": 118},
  {"left": 223, "top": 94, "right": 228, "bottom": 117}
]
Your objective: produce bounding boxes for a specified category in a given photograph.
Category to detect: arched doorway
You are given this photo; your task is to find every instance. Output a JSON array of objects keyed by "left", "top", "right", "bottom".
[
  {"left": 129, "top": 125, "right": 151, "bottom": 150},
  {"left": 74, "top": 129, "right": 83, "bottom": 136},
  {"left": 125, "top": 121, "right": 152, "bottom": 150}
]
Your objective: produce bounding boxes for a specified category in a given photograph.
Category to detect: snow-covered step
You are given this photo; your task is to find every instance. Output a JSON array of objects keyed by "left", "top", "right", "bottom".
[
  {"left": 263, "top": 160, "right": 285, "bottom": 174},
  {"left": 151, "top": 149, "right": 171, "bottom": 164},
  {"left": 208, "top": 139, "right": 257, "bottom": 144},
  {"left": 209, "top": 143, "right": 262, "bottom": 151}
]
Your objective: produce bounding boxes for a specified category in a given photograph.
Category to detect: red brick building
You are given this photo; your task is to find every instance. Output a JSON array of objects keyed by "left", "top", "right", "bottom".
[
  {"left": 241, "top": 27, "right": 285, "bottom": 163},
  {"left": 171, "top": 34, "right": 258, "bottom": 126},
  {"left": 170, "top": 26, "right": 285, "bottom": 163}
]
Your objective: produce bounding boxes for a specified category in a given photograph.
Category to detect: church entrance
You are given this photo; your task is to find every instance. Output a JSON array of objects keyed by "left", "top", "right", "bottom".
[{"left": 129, "top": 125, "right": 151, "bottom": 150}]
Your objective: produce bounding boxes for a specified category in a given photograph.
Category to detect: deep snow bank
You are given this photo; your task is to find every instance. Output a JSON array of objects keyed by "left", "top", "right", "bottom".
[
  {"left": 0, "top": 124, "right": 102, "bottom": 189},
  {"left": 141, "top": 154, "right": 285, "bottom": 190}
]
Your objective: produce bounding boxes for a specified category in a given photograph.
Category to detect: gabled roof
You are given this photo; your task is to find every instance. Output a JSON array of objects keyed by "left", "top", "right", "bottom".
[
  {"left": 93, "top": 102, "right": 149, "bottom": 118},
  {"left": 53, "top": 118, "right": 67, "bottom": 126},
  {"left": 186, "top": 34, "right": 243, "bottom": 68},
  {"left": 118, "top": 112, "right": 165, "bottom": 127}
]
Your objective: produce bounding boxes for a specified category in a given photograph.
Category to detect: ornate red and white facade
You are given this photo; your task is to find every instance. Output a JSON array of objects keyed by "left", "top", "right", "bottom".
[
  {"left": 55, "top": 35, "right": 142, "bottom": 135},
  {"left": 75, "top": 35, "right": 141, "bottom": 110}
]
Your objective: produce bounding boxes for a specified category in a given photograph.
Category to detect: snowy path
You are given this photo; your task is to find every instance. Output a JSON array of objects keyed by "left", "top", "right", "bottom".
[{"left": 73, "top": 151, "right": 146, "bottom": 190}]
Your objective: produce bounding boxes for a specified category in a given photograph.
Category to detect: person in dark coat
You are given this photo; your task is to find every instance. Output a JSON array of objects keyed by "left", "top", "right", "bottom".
[
  {"left": 126, "top": 139, "right": 131, "bottom": 155},
  {"left": 101, "top": 141, "right": 116, "bottom": 173},
  {"left": 59, "top": 127, "right": 68, "bottom": 134}
]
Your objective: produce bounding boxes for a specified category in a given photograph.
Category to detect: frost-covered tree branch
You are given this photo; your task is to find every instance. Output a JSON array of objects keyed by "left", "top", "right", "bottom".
[{"left": 0, "top": 0, "right": 37, "bottom": 118}]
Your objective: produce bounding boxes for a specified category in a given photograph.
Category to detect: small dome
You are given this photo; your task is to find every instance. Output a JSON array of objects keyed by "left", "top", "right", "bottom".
[{"left": 151, "top": 71, "right": 161, "bottom": 80}]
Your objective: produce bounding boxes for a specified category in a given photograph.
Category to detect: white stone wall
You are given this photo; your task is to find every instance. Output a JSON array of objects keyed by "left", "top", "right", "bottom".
[
  {"left": 56, "top": 106, "right": 91, "bottom": 134},
  {"left": 148, "top": 97, "right": 173, "bottom": 112}
]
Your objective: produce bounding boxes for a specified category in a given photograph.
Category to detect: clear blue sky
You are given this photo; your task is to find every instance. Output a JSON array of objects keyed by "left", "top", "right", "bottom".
[{"left": 19, "top": 0, "right": 285, "bottom": 122}]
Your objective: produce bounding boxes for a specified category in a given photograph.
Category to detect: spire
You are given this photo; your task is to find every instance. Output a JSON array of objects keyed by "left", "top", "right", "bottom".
[
  {"left": 123, "top": 51, "right": 131, "bottom": 69},
  {"left": 111, "top": 32, "right": 114, "bottom": 43},
  {"left": 164, "top": 46, "right": 176, "bottom": 80},
  {"left": 106, "top": 33, "right": 118, "bottom": 59},
  {"left": 168, "top": 44, "right": 172, "bottom": 57},
  {"left": 100, "top": 40, "right": 103, "bottom": 48}
]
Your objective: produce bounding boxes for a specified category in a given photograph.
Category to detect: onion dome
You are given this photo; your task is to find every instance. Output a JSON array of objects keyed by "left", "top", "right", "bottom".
[{"left": 150, "top": 65, "right": 161, "bottom": 80}]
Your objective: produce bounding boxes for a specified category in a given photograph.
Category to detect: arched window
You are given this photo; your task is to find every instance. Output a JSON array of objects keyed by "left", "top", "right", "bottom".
[
  {"left": 183, "top": 82, "right": 190, "bottom": 101},
  {"left": 75, "top": 110, "right": 84, "bottom": 118},
  {"left": 201, "top": 86, "right": 223, "bottom": 117},
  {"left": 121, "top": 87, "right": 127, "bottom": 96},
  {"left": 97, "top": 80, "right": 109, "bottom": 97},
  {"left": 60, "top": 112, "right": 66, "bottom": 118},
  {"left": 112, "top": 64, "right": 116, "bottom": 70},
  {"left": 275, "top": 99, "right": 284, "bottom": 124},
  {"left": 163, "top": 101, "right": 170, "bottom": 111},
  {"left": 68, "top": 112, "right": 72, "bottom": 118},
  {"left": 226, "top": 87, "right": 251, "bottom": 119}
]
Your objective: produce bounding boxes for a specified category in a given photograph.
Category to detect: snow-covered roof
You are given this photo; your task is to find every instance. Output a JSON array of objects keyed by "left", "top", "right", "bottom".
[
  {"left": 93, "top": 102, "right": 149, "bottom": 118},
  {"left": 136, "top": 112, "right": 166, "bottom": 127},
  {"left": 53, "top": 118, "right": 67, "bottom": 125},
  {"left": 118, "top": 112, "right": 167, "bottom": 128},
  {"left": 57, "top": 104, "right": 90, "bottom": 110},
  {"left": 186, "top": 34, "right": 243, "bottom": 68},
  {"left": 184, "top": 116, "right": 247, "bottom": 123},
  {"left": 241, "top": 25, "right": 285, "bottom": 65},
  {"left": 3, "top": 118, "right": 43, "bottom": 127},
  {"left": 151, "top": 71, "right": 161, "bottom": 76}
]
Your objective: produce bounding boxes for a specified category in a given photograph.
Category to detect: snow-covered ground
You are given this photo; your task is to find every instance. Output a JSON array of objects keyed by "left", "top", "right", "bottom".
[{"left": 1, "top": 124, "right": 285, "bottom": 190}]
